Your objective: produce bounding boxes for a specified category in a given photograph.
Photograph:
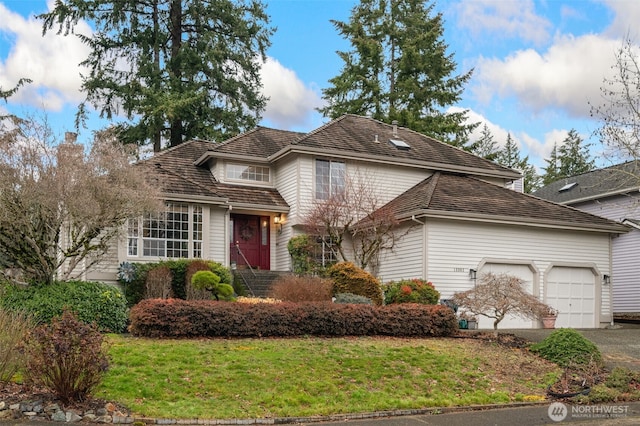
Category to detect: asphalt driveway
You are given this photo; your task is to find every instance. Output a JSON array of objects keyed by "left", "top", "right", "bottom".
[{"left": 504, "top": 322, "right": 640, "bottom": 371}]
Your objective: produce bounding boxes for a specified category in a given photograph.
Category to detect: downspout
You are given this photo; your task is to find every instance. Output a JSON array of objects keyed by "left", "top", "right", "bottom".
[{"left": 609, "top": 233, "right": 615, "bottom": 327}]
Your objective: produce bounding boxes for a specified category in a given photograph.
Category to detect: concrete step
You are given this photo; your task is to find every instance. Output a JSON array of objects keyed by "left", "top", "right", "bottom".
[{"left": 234, "top": 270, "right": 291, "bottom": 298}]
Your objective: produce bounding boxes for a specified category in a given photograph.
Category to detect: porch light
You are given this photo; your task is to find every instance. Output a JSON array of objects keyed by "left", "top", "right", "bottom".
[
  {"left": 469, "top": 269, "right": 477, "bottom": 280},
  {"left": 603, "top": 274, "right": 611, "bottom": 285},
  {"left": 274, "top": 214, "right": 282, "bottom": 234}
]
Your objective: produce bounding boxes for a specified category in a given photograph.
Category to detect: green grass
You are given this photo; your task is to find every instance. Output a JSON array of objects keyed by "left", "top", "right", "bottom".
[{"left": 97, "top": 335, "right": 559, "bottom": 419}]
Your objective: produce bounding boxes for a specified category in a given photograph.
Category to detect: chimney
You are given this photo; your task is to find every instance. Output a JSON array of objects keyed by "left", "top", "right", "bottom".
[
  {"left": 392, "top": 120, "right": 398, "bottom": 137},
  {"left": 64, "top": 132, "right": 77, "bottom": 144}
]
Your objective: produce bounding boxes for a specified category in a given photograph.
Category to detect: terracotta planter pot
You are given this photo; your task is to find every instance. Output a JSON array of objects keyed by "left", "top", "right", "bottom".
[{"left": 542, "top": 316, "right": 557, "bottom": 329}]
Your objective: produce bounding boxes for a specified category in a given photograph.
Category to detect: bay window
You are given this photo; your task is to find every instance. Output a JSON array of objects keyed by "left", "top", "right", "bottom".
[{"left": 127, "top": 203, "right": 203, "bottom": 258}]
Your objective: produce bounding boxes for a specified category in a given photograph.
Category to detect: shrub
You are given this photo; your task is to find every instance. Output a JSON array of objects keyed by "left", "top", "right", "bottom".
[
  {"left": 605, "top": 367, "right": 640, "bottom": 393},
  {"left": 269, "top": 275, "right": 333, "bottom": 302},
  {"left": 530, "top": 328, "right": 603, "bottom": 367},
  {"left": 0, "top": 281, "right": 128, "bottom": 332},
  {"left": 333, "top": 292, "right": 373, "bottom": 305},
  {"left": 185, "top": 260, "right": 214, "bottom": 301},
  {"left": 22, "top": 310, "right": 109, "bottom": 404},
  {"left": 0, "top": 308, "right": 35, "bottom": 383},
  {"left": 128, "top": 298, "right": 457, "bottom": 338},
  {"left": 383, "top": 278, "right": 440, "bottom": 305},
  {"left": 144, "top": 265, "right": 174, "bottom": 299},
  {"left": 119, "top": 259, "right": 234, "bottom": 305},
  {"left": 287, "top": 234, "right": 319, "bottom": 275},
  {"left": 327, "top": 262, "right": 383, "bottom": 305},
  {"left": 191, "top": 270, "right": 234, "bottom": 301}
]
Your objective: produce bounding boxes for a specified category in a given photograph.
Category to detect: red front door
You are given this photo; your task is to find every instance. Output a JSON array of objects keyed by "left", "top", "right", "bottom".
[{"left": 231, "top": 214, "right": 270, "bottom": 270}]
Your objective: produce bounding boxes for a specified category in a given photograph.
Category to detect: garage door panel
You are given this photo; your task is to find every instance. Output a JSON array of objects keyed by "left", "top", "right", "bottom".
[
  {"left": 546, "top": 267, "right": 595, "bottom": 328},
  {"left": 478, "top": 263, "right": 535, "bottom": 329}
]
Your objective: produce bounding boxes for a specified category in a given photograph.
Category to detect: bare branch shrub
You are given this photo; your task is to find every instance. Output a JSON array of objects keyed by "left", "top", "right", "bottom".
[
  {"left": 269, "top": 275, "right": 333, "bottom": 303},
  {"left": 145, "top": 266, "right": 174, "bottom": 299},
  {"left": 452, "top": 273, "right": 554, "bottom": 330},
  {"left": 0, "top": 307, "right": 35, "bottom": 383},
  {"left": 0, "top": 117, "right": 160, "bottom": 285},
  {"left": 23, "top": 310, "right": 108, "bottom": 404}
]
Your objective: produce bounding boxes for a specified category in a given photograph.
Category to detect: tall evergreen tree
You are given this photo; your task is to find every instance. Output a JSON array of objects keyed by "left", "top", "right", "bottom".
[
  {"left": 495, "top": 133, "right": 540, "bottom": 193},
  {"left": 319, "top": 0, "right": 475, "bottom": 146},
  {"left": 541, "top": 143, "right": 560, "bottom": 186},
  {"left": 557, "top": 129, "right": 595, "bottom": 178},
  {"left": 470, "top": 123, "right": 499, "bottom": 160},
  {"left": 41, "top": 0, "right": 273, "bottom": 151}
]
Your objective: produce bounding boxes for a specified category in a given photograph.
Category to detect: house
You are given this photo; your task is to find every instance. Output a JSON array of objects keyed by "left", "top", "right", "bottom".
[
  {"left": 90, "top": 114, "right": 629, "bottom": 329},
  {"left": 534, "top": 162, "right": 640, "bottom": 316}
]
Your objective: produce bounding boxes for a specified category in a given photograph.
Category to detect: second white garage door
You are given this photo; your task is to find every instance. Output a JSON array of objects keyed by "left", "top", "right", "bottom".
[{"left": 546, "top": 267, "right": 596, "bottom": 328}]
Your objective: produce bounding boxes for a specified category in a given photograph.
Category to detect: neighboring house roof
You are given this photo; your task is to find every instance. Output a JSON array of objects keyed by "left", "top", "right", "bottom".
[
  {"left": 382, "top": 172, "right": 629, "bottom": 233},
  {"left": 139, "top": 139, "right": 289, "bottom": 209},
  {"left": 533, "top": 161, "right": 640, "bottom": 205},
  {"left": 196, "top": 114, "right": 520, "bottom": 180}
]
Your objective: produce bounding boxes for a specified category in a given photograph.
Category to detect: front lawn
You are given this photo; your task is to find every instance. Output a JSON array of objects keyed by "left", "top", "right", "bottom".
[{"left": 98, "top": 335, "right": 560, "bottom": 419}]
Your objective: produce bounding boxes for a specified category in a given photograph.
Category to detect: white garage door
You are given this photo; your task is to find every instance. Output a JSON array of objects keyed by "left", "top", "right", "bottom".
[
  {"left": 478, "top": 263, "right": 536, "bottom": 329},
  {"left": 546, "top": 267, "right": 596, "bottom": 328}
]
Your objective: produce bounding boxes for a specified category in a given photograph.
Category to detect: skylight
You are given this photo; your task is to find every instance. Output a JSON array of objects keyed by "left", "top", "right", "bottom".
[
  {"left": 559, "top": 182, "right": 578, "bottom": 192},
  {"left": 389, "top": 139, "right": 411, "bottom": 150}
]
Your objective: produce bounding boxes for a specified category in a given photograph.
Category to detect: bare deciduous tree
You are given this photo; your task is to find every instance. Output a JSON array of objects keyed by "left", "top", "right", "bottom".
[
  {"left": 0, "top": 116, "right": 160, "bottom": 285},
  {"left": 303, "top": 172, "right": 407, "bottom": 272},
  {"left": 452, "top": 273, "right": 555, "bottom": 331},
  {"left": 591, "top": 37, "right": 640, "bottom": 164}
]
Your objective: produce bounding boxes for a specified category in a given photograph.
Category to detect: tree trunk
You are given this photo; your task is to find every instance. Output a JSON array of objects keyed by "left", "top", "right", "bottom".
[{"left": 169, "top": 0, "right": 183, "bottom": 148}]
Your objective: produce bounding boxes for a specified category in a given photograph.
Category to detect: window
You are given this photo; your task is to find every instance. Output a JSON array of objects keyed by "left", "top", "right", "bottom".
[
  {"left": 314, "top": 236, "right": 338, "bottom": 267},
  {"left": 315, "top": 159, "right": 345, "bottom": 200},
  {"left": 226, "top": 163, "right": 270, "bottom": 182},
  {"left": 127, "top": 203, "right": 203, "bottom": 258}
]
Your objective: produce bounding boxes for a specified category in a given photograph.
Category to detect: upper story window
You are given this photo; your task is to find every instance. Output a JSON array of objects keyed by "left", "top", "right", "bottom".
[
  {"left": 316, "top": 159, "right": 345, "bottom": 200},
  {"left": 128, "top": 203, "right": 203, "bottom": 259},
  {"left": 226, "top": 163, "right": 270, "bottom": 183}
]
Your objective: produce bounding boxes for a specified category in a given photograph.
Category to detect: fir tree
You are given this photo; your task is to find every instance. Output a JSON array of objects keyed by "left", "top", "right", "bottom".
[
  {"left": 319, "top": 0, "right": 475, "bottom": 146},
  {"left": 41, "top": 0, "right": 273, "bottom": 151}
]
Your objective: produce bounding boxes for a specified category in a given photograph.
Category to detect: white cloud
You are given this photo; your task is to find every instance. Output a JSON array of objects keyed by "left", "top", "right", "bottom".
[
  {"left": 602, "top": 0, "right": 640, "bottom": 39},
  {"left": 260, "top": 57, "right": 324, "bottom": 130},
  {"left": 0, "top": 3, "right": 91, "bottom": 111},
  {"left": 472, "top": 34, "right": 622, "bottom": 119},
  {"left": 454, "top": 107, "right": 575, "bottom": 168},
  {"left": 454, "top": 0, "right": 552, "bottom": 45}
]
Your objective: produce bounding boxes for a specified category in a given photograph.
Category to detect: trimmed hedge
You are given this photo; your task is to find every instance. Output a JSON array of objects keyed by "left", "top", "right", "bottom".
[
  {"left": 128, "top": 298, "right": 458, "bottom": 338},
  {"left": 0, "top": 280, "right": 128, "bottom": 333}
]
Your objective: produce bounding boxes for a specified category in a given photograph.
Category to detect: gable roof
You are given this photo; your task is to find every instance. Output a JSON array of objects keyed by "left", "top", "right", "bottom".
[
  {"left": 196, "top": 114, "right": 520, "bottom": 180},
  {"left": 533, "top": 161, "right": 640, "bottom": 205},
  {"left": 138, "top": 140, "right": 288, "bottom": 210},
  {"left": 383, "top": 172, "right": 629, "bottom": 233}
]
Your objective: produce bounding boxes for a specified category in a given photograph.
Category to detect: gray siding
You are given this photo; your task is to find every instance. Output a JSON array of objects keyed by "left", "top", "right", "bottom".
[{"left": 573, "top": 195, "right": 640, "bottom": 313}]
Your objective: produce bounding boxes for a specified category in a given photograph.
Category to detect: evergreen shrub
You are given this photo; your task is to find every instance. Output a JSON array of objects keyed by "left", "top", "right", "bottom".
[
  {"left": 327, "top": 262, "right": 383, "bottom": 305},
  {"left": 383, "top": 278, "right": 440, "bottom": 305},
  {"left": 0, "top": 280, "right": 128, "bottom": 332},
  {"left": 530, "top": 328, "right": 602, "bottom": 367}
]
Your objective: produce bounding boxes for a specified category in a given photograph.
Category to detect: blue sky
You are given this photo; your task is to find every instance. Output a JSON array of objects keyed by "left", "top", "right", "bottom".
[{"left": 1, "top": 0, "right": 639, "bottom": 169}]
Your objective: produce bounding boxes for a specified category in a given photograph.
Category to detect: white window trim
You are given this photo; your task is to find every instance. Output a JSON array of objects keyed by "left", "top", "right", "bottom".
[
  {"left": 127, "top": 203, "right": 206, "bottom": 260},
  {"left": 225, "top": 162, "right": 271, "bottom": 185},
  {"left": 315, "top": 158, "right": 346, "bottom": 200}
]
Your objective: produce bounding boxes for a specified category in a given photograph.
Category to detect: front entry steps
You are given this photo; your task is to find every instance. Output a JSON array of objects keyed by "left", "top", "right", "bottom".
[{"left": 233, "top": 269, "right": 291, "bottom": 298}]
